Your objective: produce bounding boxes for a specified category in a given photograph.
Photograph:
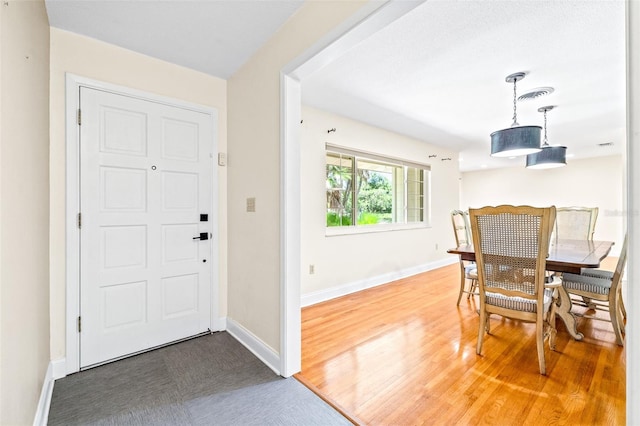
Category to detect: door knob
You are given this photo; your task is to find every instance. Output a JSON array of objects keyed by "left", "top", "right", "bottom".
[{"left": 193, "top": 232, "right": 209, "bottom": 241}]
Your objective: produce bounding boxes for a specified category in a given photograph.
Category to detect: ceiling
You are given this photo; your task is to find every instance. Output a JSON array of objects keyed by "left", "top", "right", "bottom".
[
  {"left": 45, "top": 0, "right": 626, "bottom": 172},
  {"left": 45, "top": 0, "right": 305, "bottom": 78}
]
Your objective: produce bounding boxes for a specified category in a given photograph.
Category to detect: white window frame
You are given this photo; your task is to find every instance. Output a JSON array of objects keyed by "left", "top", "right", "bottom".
[{"left": 325, "top": 144, "right": 431, "bottom": 236}]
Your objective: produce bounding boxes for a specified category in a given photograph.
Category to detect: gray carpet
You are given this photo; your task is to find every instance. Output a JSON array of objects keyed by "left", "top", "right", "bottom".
[{"left": 48, "top": 332, "right": 351, "bottom": 425}]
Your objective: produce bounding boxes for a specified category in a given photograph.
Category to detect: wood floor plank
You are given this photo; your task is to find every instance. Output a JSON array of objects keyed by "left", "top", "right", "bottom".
[{"left": 297, "top": 262, "right": 625, "bottom": 425}]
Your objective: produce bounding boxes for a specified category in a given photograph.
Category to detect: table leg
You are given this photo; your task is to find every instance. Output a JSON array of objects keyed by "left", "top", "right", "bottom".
[{"left": 555, "top": 285, "right": 584, "bottom": 341}]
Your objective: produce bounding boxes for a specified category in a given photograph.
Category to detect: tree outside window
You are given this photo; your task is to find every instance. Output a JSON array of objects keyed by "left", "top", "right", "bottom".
[{"left": 326, "top": 149, "right": 428, "bottom": 227}]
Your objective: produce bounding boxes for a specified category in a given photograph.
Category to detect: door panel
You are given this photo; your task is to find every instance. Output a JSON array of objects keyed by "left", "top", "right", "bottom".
[
  {"left": 80, "top": 87, "right": 213, "bottom": 368},
  {"left": 162, "top": 224, "right": 198, "bottom": 263},
  {"left": 162, "top": 118, "right": 199, "bottom": 161},
  {"left": 162, "top": 274, "right": 199, "bottom": 319},
  {"left": 100, "top": 106, "right": 147, "bottom": 155},
  {"left": 101, "top": 225, "right": 147, "bottom": 269},
  {"left": 162, "top": 171, "right": 199, "bottom": 210},
  {"left": 100, "top": 166, "right": 147, "bottom": 211}
]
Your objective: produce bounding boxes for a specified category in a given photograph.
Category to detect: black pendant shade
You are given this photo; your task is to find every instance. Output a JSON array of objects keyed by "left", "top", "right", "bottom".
[
  {"left": 490, "top": 72, "right": 542, "bottom": 158},
  {"left": 526, "top": 145, "right": 567, "bottom": 169},
  {"left": 525, "top": 105, "right": 567, "bottom": 169},
  {"left": 490, "top": 125, "right": 542, "bottom": 157}
]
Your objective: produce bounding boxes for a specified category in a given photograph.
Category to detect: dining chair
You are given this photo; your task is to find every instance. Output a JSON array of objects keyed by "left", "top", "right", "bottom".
[
  {"left": 469, "top": 205, "right": 560, "bottom": 375},
  {"left": 561, "top": 234, "right": 627, "bottom": 346},
  {"left": 451, "top": 210, "right": 478, "bottom": 305},
  {"left": 554, "top": 206, "right": 599, "bottom": 240}
]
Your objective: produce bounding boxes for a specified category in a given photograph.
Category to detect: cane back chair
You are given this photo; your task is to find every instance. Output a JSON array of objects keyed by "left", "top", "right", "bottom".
[
  {"left": 561, "top": 234, "right": 627, "bottom": 345},
  {"left": 451, "top": 210, "right": 478, "bottom": 305},
  {"left": 555, "top": 206, "right": 599, "bottom": 240},
  {"left": 469, "top": 205, "right": 560, "bottom": 375}
]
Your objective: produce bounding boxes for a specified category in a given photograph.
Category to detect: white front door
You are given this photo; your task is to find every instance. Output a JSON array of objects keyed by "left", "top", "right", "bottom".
[{"left": 79, "top": 87, "right": 214, "bottom": 368}]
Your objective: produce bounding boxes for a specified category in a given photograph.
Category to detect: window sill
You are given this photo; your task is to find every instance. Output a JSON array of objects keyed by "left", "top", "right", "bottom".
[{"left": 325, "top": 222, "right": 430, "bottom": 237}]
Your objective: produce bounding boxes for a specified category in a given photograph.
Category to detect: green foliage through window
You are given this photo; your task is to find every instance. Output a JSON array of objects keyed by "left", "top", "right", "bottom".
[{"left": 326, "top": 149, "right": 429, "bottom": 228}]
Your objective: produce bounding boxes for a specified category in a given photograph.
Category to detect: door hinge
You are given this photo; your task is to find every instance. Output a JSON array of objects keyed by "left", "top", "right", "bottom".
[
  {"left": 77, "top": 212, "right": 82, "bottom": 229},
  {"left": 77, "top": 109, "right": 81, "bottom": 125},
  {"left": 77, "top": 316, "right": 82, "bottom": 333}
]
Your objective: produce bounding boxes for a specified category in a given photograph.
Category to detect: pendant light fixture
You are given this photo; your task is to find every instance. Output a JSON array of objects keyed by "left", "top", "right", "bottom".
[
  {"left": 490, "top": 72, "right": 542, "bottom": 157},
  {"left": 526, "top": 106, "right": 567, "bottom": 169}
]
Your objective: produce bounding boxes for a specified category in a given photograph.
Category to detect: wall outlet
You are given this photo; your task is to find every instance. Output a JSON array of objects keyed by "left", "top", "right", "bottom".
[
  {"left": 435, "top": 243, "right": 439, "bottom": 250},
  {"left": 218, "top": 152, "right": 227, "bottom": 166},
  {"left": 246, "top": 197, "right": 256, "bottom": 212},
  {"left": 309, "top": 265, "right": 315, "bottom": 274}
]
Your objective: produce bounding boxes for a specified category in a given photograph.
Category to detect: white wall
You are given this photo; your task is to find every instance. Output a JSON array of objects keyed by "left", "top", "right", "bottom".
[
  {"left": 460, "top": 155, "right": 624, "bottom": 252},
  {"left": 49, "top": 29, "right": 228, "bottom": 361},
  {"left": 300, "top": 106, "right": 459, "bottom": 299},
  {"left": 626, "top": 2, "right": 640, "bottom": 420},
  {"left": 0, "top": 1, "right": 51, "bottom": 423}
]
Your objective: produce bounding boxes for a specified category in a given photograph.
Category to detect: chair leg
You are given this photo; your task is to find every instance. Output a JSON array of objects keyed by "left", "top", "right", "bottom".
[
  {"left": 457, "top": 270, "right": 466, "bottom": 306},
  {"left": 610, "top": 309, "right": 624, "bottom": 346},
  {"left": 547, "top": 324, "right": 557, "bottom": 351},
  {"left": 477, "top": 309, "right": 487, "bottom": 355},
  {"left": 620, "top": 292, "right": 627, "bottom": 320},
  {"left": 609, "top": 293, "right": 624, "bottom": 346},
  {"left": 467, "top": 279, "right": 477, "bottom": 299},
  {"left": 581, "top": 296, "right": 596, "bottom": 310},
  {"left": 611, "top": 293, "right": 625, "bottom": 346},
  {"left": 546, "top": 289, "right": 558, "bottom": 351},
  {"left": 536, "top": 320, "right": 546, "bottom": 375}
]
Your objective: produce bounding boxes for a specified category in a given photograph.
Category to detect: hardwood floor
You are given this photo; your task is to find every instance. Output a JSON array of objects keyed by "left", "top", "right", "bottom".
[{"left": 297, "top": 260, "right": 625, "bottom": 425}]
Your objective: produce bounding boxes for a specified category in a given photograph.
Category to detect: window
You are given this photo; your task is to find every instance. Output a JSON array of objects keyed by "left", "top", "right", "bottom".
[{"left": 326, "top": 144, "right": 430, "bottom": 229}]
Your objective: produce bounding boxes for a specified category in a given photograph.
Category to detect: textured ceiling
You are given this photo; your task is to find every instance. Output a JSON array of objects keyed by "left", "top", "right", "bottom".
[
  {"left": 45, "top": 0, "right": 626, "bottom": 172},
  {"left": 303, "top": 0, "right": 626, "bottom": 171},
  {"left": 45, "top": 0, "right": 304, "bottom": 79}
]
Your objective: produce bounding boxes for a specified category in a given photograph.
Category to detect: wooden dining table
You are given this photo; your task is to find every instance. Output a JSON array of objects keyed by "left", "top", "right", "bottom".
[{"left": 447, "top": 238, "right": 615, "bottom": 341}]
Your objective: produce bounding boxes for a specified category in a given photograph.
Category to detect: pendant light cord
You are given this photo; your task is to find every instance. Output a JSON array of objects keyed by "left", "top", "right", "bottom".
[
  {"left": 511, "top": 79, "right": 519, "bottom": 127},
  {"left": 542, "top": 109, "right": 549, "bottom": 146}
]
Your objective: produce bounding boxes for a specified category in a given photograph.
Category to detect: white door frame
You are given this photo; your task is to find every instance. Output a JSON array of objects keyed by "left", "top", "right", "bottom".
[
  {"left": 279, "top": 0, "right": 426, "bottom": 377},
  {"left": 65, "top": 74, "right": 220, "bottom": 374}
]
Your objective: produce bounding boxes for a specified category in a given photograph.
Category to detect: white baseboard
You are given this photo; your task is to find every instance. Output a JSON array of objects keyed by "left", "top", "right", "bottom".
[
  {"left": 301, "top": 257, "right": 458, "bottom": 307},
  {"left": 212, "top": 316, "right": 227, "bottom": 332},
  {"left": 33, "top": 362, "right": 53, "bottom": 426},
  {"left": 33, "top": 359, "right": 66, "bottom": 426},
  {"left": 226, "top": 318, "right": 281, "bottom": 375},
  {"left": 51, "top": 358, "right": 66, "bottom": 380}
]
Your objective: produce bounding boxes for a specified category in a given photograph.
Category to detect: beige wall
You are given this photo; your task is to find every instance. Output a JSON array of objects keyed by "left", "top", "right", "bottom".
[
  {"left": 227, "top": 1, "right": 370, "bottom": 352},
  {"left": 460, "top": 155, "right": 625, "bottom": 252},
  {"left": 0, "top": 0, "right": 50, "bottom": 423},
  {"left": 300, "top": 106, "right": 459, "bottom": 296},
  {"left": 49, "top": 29, "right": 228, "bottom": 361},
  {"left": 0, "top": 0, "right": 635, "bottom": 421}
]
